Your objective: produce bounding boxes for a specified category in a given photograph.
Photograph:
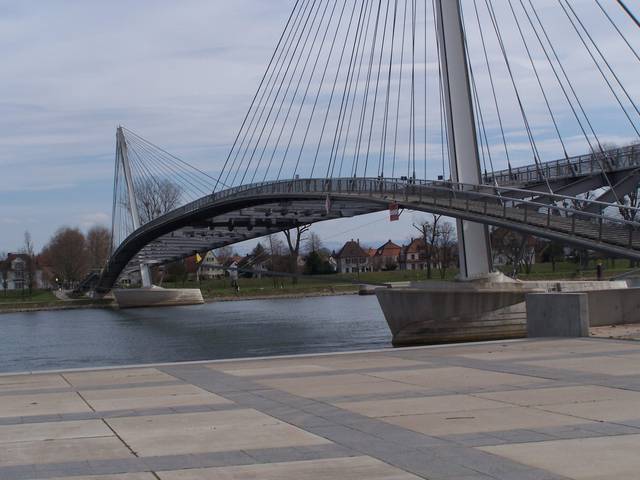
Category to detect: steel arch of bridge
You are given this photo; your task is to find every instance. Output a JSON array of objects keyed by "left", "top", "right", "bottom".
[{"left": 95, "top": 177, "right": 640, "bottom": 292}]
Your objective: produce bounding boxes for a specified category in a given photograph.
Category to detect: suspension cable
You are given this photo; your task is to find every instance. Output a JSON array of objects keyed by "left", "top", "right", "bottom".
[
  {"left": 363, "top": 0, "right": 393, "bottom": 178},
  {"left": 597, "top": 0, "right": 640, "bottom": 64},
  {"left": 379, "top": 0, "right": 400, "bottom": 178},
  {"left": 560, "top": 0, "right": 640, "bottom": 136},
  {"left": 336, "top": 0, "right": 376, "bottom": 177},
  {"left": 231, "top": 0, "right": 324, "bottom": 186},
  {"left": 617, "top": 0, "right": 640, "bottom": 30},
  {"left": 507, "top": 0, "right": 569, "bottom": 159},
  {"left": 214, "top": 0, "right": 302, "bottom": 192},
  {"left": 471, "top": 0, "right": 512, "bottom": 175},
  {"left": 304, "top": 0, "right": 360, "bottom": 178},
  {"left": 483, "top": 0, "right": 553, "bottom": 194},
  {"left": 391, "top": 0, "right": 409, "bottom": 178},
  {"left": 524, "top": 0, "right": 622, "bottom": 204},
  {"left": 326, "top": 0, "right": 371, "bottom": 178}
]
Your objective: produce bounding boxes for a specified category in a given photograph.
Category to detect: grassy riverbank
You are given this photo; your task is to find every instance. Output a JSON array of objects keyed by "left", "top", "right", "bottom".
[
  {"left": 0, "top": 290, "right": 113, "bottom": 313},
  {"left": 163, "top": 259, "right": 637, "bottom": 300},
  {"left": 1, "top": 260, "right": 636, "bottom": 312}
]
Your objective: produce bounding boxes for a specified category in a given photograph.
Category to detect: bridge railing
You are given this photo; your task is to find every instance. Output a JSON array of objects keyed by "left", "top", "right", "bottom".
[
  {"left": 211, "top": 176, "right": 638, "bottom": 223},
  {"left": 484, "top": 143, "right": 640, "bottom": 185}
]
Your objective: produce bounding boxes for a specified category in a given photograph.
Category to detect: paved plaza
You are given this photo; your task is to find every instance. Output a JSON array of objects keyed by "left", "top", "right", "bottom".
[{"left": 2, "top": 337, "right": 640, "bottom": 479}]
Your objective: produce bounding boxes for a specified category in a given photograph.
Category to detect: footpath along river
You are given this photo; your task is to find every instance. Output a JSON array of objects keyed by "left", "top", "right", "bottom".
[{"left": 0, "top": 294, "right": 391, "bottom": 373}]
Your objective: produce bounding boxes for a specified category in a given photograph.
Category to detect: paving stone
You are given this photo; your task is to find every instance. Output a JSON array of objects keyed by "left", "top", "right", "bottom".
[
  {"left": 157, "top": 456, "right": 421, "bottom": 480},
  {"left": 8, "top": 339, "right": 639, "bottom": 479},
  {"left": 0, "top": 374, "right": 69, "bottom": 393},
  {"left": 33, "top": 462, "right": 92, "bottom": 480},
  {"left": 62, "top": 369, "right": 177, "bottom": 388},
  {"left": 438, "top": 432, "right": 512, "bottom": 447},
  {"left": 0, "top": 465, "right": 37, "bottom": 480},
  {"left": 346, "top": 418, "right": 449, "bottom": 447},
  {"left": 87, "top": 458, "right": 147, "bottom": 475},
  {"left": 579, "top": 422, "right": 640, "bottom": 436},
  {"left": 0, "top": 420, "right": 112, "bottom": 445},
  {"left": 0, "top": 437, "right": 134, "bottom": 467},
  {"left": 383, "top": 404, "right": 591, "bottom": 436},
  {"left": 79, "top": 384, "right": 231, "bottom": 411},
  {"left": 106, "top": 409, "right": 329, "bottom": 457},
  {"left": 0, "top": 392, "right": 90, "bottom": 419},
  {"left": 485, "top": 429, "right": 557, "bottom": 444},
  {"left": 480, "top": 434, "right": 640, "bottom": 479},
  {"left": 336, "top": 393, "right": 507, "bottom": 419}
]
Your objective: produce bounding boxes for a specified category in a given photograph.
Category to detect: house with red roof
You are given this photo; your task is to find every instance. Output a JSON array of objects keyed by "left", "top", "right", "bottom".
[
  {"left": 402, "top": 237, "right": 428, "bottom": 271},
  {"left": 372, "top": 240, "right": 402, "bottom": 271},
  {"left": 335, "top": 239, "right": 371, "bottom": 273}
]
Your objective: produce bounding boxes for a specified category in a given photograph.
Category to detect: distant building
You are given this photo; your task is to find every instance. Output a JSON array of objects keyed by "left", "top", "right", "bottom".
[
  {"left": 335, "top": 239, "right": 371, "bottom": 273},
  {"left": 238, "top": 253, "right": 269, "bottom": 278},
  {"left": 183, "top": 251, "right": 227, "bottom": 280},
  {"left": 0, "top": 253, "right": 50, "bottom": 291},
  {"left": 373, "top": 240, "right": 402, "bottom": 271},
  {"left": 199, "top": 251, "right": 225, "bottom": 279},
  {"left": 402, "top": 238, "right": 428, "bottom": 271}
]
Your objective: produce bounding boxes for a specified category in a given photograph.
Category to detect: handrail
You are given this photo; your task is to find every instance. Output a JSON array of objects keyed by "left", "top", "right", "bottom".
[
  {"left": 210, "top": 177, "right": 640, "bottom": 220},
  {"left": 485, "top": 142, "right": 640, "bottom": 185}
]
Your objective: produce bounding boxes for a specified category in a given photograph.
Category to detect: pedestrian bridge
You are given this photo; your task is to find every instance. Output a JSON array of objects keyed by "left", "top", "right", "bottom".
[
  {"left": 90, "top": 0, "right": 640, "bottom": 292},
  {"left": 95, "top": 175, "right": 640, "bottom": 293}
]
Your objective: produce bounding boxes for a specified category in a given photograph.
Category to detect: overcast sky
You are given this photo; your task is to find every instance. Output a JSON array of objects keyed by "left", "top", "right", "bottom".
[{"left": 1, "top": 0, "right": 639, "bottom": 254}]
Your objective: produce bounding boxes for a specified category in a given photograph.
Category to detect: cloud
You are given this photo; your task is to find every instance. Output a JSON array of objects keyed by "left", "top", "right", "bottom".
[
  {"left": 0, "top": 0, "right": 638, "bottom": 252},
  {"left": 78, "top": 212, "right": 111, "bottom": 231}
]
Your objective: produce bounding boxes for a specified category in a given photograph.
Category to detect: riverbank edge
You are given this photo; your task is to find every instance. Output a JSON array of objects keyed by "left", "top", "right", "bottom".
[
  {"left": 0, "top": 289, "right": 359, "bottom": 314},
  {"left": 204, "top": 289, "right": 357, "bottom": 303}
]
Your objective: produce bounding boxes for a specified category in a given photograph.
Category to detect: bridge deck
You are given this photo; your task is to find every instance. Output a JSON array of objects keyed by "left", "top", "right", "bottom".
[{"left": 2, "top": 337, "right": 640, "bottom": 479}]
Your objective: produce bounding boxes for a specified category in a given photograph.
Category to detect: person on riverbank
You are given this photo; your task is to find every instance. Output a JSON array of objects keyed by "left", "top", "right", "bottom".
[{"left": 596, "top": 260, "right": 604, "bottom": 280}]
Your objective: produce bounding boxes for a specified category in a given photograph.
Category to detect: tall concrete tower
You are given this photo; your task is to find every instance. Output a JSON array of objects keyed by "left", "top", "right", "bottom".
[{"left": 434, "top": 0, "right": 492, "bottom": 278}]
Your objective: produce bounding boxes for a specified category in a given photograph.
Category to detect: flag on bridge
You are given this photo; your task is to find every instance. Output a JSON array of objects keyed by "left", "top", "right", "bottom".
[{"left": 389, "top": 203, "right": 400, "bottom": 222}]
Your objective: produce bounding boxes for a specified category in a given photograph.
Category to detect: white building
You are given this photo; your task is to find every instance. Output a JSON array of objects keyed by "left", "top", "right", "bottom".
[
  {"left": 199, "top": 251, "right": 225, "bottom": 279},
  {"left": 0, "top": 253, "right": 49, "bottom": 291}
]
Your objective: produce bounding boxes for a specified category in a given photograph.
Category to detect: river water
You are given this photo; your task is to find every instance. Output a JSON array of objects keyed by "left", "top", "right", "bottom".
[{"left": 0, "top": 295, "right": 392, "bottom": 373}]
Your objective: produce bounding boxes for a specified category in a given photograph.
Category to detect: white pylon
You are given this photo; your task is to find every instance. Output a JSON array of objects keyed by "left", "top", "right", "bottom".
[
  {"left": 434, "top": 0, "right": 492, "bottom": 278},
  {"left": 116, "top": 127, "right": 153, "bottom": 288}
]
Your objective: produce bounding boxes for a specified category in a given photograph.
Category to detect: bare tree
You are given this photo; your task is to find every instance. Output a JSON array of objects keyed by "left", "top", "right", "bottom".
[
  {"left": 304, "top": 232, "right": 323, "bottom": 254},
  {"left": 283, "top": 225, "right": 310, "bottom": 282},
  {"left": 491, "top": 228, "right": 536, "bottom": 277},
  {"left": 267, "top": 234, "right": 286, "bottom": 256},
  {"left": 413, "top": 214, "right": 441, "bottom": 279},
  {"left": 20, "top": 231, "right": 36, "bottom": 294},
  {"left": 86, "top": 226, "right": 111, "bottom": 270},
  {"left": 41, "top": 227, "right": 88, "bottom": 287},
  {"left": 124, "top": 178, "right": 182, "bottom": 224},
  {"left": 437, "top": 222, "right": 456, "bottom": 279}
]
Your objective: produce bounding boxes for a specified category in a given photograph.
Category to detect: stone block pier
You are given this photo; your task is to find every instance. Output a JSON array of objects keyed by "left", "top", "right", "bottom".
[{"left": 2, "top": 337, "right": 640, "bottom": 479}]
